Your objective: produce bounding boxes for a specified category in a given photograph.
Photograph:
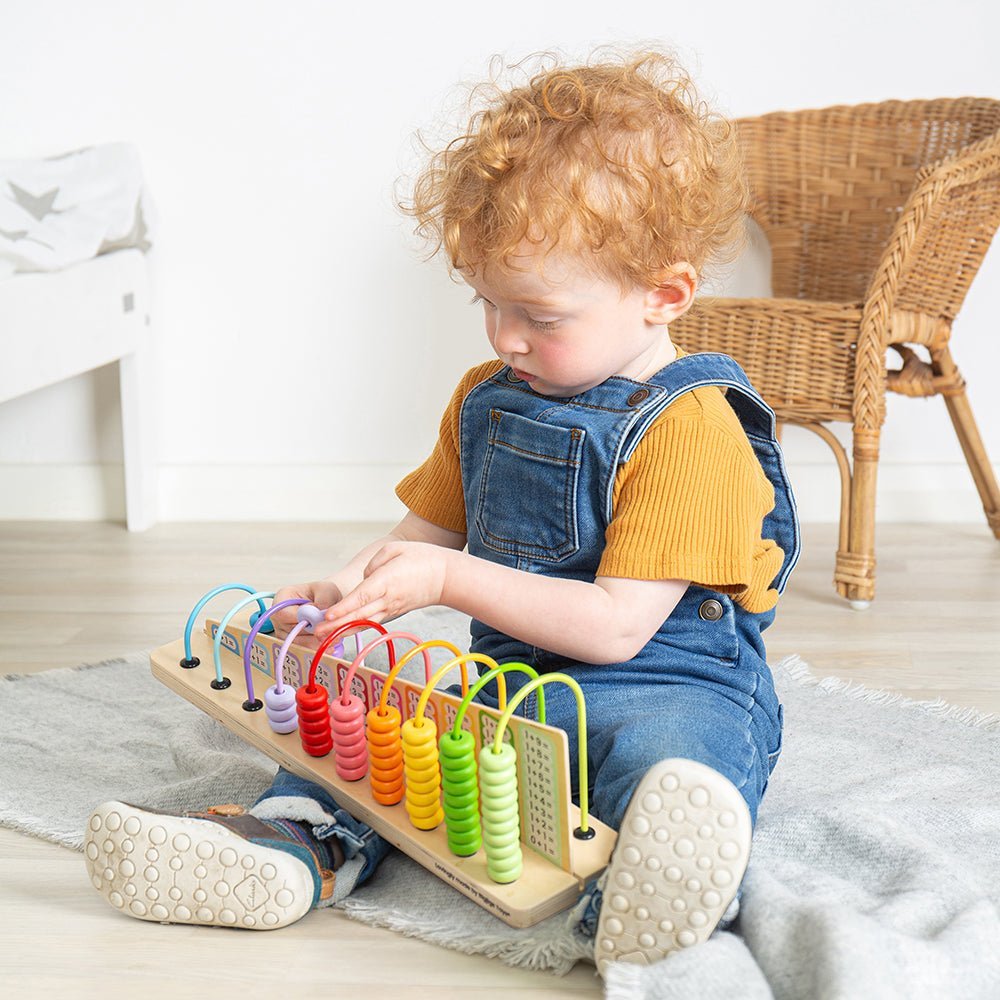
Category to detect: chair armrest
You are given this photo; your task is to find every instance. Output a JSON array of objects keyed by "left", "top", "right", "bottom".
[
  {"left": 864, "top": 129, "right": 1000, "bottom": 322},
  {"left": 857, "top": 129, "right": 1000, "bottom": 432}
]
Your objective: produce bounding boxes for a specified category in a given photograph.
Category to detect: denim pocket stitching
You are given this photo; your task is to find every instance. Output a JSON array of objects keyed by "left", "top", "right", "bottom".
[{"left": 475, "top": 411, "right": 584, "bottom": 561}]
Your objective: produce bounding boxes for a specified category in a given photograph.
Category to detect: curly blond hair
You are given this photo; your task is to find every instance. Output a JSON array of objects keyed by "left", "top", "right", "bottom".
[{"left": 401, "top": 47, "right": 749, "bottom": 290}]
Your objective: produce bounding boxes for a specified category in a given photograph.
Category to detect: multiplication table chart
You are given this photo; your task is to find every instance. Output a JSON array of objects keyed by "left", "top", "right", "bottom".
[{"left": 516, "top": 724, "right": 569, "bottom": 868}]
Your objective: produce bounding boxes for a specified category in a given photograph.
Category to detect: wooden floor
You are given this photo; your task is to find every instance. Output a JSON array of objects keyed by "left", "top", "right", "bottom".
[{"left": 1, "top": 521, "right": 998, "bottom": 997}]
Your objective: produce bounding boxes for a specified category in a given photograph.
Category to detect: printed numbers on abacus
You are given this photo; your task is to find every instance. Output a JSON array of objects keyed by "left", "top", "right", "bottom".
[
  {"left": 405, "top": 688, "right": 420, "bottom": 719},
  {"left": 334, "top": 665, "right": 367, "bottom": 708},
  {"left": 520, "top": 729, "right": 559, "bottom": 859},
  {"left": 478, "top": 711, "right": 513, "bottom": 750},
  {"left": 315, "top": 662, "right": 337, "bottom": 702},
  {"left": 443, "top": 701, "right": 473, "bottom": 735},
  {"left": 210, "top": 625, "right": 239, "bottom": 657},
  {"left": 403, "top": 690, "right": 437, "bottom": 728},
  {"left": 371, "top": 675, "right": 401, "bottom": 712},
  {"left": 249, "top": 641, "right": 271, "bottom": 677},
  {"left": 283, "top": 652, "right": 303, "bottom": 688}
]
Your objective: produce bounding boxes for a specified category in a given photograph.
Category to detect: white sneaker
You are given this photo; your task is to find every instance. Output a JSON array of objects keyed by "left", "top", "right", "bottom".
[
  {"left": 595, "top": 758, "right": 752, "bottom": 976},
  {"left": 84, "top": 801, "right": 318, "bottom": 929}
]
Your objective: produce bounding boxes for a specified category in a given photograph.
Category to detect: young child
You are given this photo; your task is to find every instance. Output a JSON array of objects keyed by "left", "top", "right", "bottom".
[{"left": 86, "top": 48, "right": 797, "bottom": 975}]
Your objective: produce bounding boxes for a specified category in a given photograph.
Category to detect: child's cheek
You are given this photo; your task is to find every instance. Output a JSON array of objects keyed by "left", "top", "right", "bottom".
[
  {"left": 546, "top": 340, "right": 593, "bottom": 383},
  {"left": 537, "top": 339, "right": 570, "bottom": 367}
]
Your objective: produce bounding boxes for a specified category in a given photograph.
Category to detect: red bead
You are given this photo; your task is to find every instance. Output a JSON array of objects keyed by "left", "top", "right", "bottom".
[{"left": 296, "top": 684, "right": 333, "bottom": 757}]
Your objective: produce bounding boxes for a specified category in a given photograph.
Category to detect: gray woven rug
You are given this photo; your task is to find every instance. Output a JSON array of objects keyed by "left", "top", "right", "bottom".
[{"left": 3, "top": 610, "right": 999, "bottom": 999}]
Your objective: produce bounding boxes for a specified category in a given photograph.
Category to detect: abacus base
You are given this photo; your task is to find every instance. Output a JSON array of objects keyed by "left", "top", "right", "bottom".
[{"left": 150, "top": 634, "right": 617, "bottom": 928}]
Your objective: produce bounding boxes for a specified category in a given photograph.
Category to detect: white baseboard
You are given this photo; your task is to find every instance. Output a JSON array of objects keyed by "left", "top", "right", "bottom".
[
  {"left": 0, "top": 462, "right": 997, "bottom": 525},
  {"left": 0, "top": 464, "right": 127, "bottom": 520}
]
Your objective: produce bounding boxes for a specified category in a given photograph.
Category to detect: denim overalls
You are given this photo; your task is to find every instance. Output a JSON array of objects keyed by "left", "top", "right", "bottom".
[
  {"left": 457, "top": 351, "right": 800, "bottom": 830},
  {"left": 252, "top": 352, "right": 799, "bottom": 900}
]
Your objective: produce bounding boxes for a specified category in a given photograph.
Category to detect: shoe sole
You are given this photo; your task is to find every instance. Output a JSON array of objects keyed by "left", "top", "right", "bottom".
[
  {"left": 595, "top": 758, "right": 752, "bottom": 976},
  {"left": 84, "top": 801, "right": 315, "bottom": 929}
]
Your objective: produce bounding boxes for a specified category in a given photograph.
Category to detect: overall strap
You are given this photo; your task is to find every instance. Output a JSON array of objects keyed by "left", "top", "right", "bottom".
[
  {"left": 620, "top": 353, "right": 773, "bottom": 461},
  {"left": 617, "top": 352, "right": 801, "bottom": 594}
]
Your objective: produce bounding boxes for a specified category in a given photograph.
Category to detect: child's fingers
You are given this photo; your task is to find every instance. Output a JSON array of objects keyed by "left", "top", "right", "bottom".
[
  {"left": 270, "top": 581, "right": 342, "bottom": 635},
  {"left": 269, "top": 594, "right": 306, "bottom": 635},
  {"left": 318, "top": 588, "right": 388, "bottom": 640},
  {"left": 318, "top": 604, "right": 387, "bottom": 638},
  {"left": 313, "top": 615, "right": 386, "bottom": 645},
  {"left": 306, "top": 581, "right": 344, "bottom": 608}
]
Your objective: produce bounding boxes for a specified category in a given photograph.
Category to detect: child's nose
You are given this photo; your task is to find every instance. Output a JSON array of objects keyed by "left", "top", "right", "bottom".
[{"left": 492, "top": 315, "right": 529, "bottom": 355}]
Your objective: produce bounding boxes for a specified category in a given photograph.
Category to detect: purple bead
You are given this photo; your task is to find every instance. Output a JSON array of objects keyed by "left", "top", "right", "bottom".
[
  {"left": 265, "top": 684, "right": 299, "bottom": 734},
  {"left": 297, "top": 604, "right": 326, "bottom": 633}
]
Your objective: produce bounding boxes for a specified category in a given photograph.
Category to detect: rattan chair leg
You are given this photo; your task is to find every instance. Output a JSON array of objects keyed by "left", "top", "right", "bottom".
[
  {"left": 932, "top": 347, "right": 1000, "bottom": 538},
  {"left": 835, "top": 430, "right": 879, "bottom": 605},
  {"left": 794, "top": 422, "right": 852, "bottom": 556}
]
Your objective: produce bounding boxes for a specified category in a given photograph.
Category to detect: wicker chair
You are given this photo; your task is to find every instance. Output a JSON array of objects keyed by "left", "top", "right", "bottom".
[{"left": 672, "top": 98, "right": 1000, "bottom": 606}]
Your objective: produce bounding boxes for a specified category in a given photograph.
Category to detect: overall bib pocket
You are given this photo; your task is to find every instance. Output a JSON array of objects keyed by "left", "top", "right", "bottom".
[{"left": 475, "top": 409, "right": 585, "bottom": 562}]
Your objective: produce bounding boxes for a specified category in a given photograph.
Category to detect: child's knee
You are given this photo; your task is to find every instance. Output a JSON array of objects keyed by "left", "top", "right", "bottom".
[{"left": 590, "top": 715, "right": 758, "bottom": 829}]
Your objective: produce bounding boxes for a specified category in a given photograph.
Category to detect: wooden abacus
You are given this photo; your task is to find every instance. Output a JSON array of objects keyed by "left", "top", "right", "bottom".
[{"left": 149, "top": 584, "right": 617, "bottom": 928}]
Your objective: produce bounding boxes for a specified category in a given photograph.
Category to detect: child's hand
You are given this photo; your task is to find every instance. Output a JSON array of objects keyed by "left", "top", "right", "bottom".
[
  {"left": 317, "top": 541, "right": 451, "bottom": 639},
  {"left": 271, "top": 580, "right": 343, "bottom": 646}
]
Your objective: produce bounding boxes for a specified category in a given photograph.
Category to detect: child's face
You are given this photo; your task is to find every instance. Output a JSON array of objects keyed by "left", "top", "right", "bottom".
[{"left": 464, "top": 251, "right": 694, "bottom": 398}]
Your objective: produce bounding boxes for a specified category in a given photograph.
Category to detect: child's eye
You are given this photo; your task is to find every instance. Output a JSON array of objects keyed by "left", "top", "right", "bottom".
[
  {"left": 470, "top": 293, "right": 556, "bottom": 330},
  {"left": 528, "top": 318, "right": 558, "bottom": 331}
]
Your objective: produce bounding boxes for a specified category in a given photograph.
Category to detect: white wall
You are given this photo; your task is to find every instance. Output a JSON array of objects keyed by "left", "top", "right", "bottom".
[{"left": 1, "top": 0, "right": 998, "bottom": 524}]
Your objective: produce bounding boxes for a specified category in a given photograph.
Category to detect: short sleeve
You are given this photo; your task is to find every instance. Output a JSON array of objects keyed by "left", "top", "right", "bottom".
[{"left": 597, "top": 390, "right": 784, "bottom": 610}]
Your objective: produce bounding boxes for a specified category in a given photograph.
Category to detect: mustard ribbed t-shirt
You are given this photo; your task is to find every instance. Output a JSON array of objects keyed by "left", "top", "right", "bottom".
[{"left": 396, "top": 354, "right": 785, "bottom": 613}]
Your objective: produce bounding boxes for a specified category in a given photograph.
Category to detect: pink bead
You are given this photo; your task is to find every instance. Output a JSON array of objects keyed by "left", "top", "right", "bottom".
[{"left": 330, "top": 695, "right": 368, "bottom": 780}]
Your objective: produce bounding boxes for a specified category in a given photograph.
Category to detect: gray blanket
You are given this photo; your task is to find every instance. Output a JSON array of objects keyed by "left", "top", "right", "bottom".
[{"left": 2, "top": 607, "right": 999, "bottom": 998}]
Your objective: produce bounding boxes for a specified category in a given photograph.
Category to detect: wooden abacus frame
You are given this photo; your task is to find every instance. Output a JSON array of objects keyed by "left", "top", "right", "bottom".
[{"left": 150, "top": 617, "right": 617, "bottom": 928}]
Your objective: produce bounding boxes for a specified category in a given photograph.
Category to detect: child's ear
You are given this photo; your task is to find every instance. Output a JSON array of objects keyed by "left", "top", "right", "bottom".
[{"left": 644, "top": 263, "right": 697, "bottom": 324}]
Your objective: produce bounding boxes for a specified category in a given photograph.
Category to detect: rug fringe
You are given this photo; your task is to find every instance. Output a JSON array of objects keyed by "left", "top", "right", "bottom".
[
  {"left": 339, "top": 897, "right": 591, "bottom": 975},
  {"left": 0, "top": 811, "right": 82, "bottom": 851},
  {"left": 775, "top": 655, "right": 1000, "bottom": 732}
]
